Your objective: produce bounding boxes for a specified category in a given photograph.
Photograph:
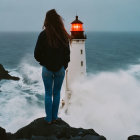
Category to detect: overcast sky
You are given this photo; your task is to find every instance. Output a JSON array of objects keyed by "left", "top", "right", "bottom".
[{"left": 0, "top": 0, "right": 140, "bottom": 32}]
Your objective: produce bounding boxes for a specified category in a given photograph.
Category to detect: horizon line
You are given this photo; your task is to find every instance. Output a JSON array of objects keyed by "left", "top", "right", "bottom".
[{"left": 0, "top": 30, "right": 140, "bottom": 33}]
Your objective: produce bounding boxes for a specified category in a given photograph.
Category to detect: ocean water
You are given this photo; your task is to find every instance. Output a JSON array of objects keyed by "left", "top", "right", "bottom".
[{"left": 0, "top": 31, "right": 140, "bottom": 140}]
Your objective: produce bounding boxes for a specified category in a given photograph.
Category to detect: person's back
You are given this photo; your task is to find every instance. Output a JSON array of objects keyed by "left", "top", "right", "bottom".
[
  {"left": 34, "top": 30, "right": 70, "bottom": 72},
  {"left": 34, "top": 9, "right": 71, "bottom": 124}
]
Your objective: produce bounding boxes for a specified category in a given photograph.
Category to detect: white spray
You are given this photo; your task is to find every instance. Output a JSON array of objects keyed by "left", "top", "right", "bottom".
[{"left": 0, "top": 61, "right": 140, "bottom": 140}]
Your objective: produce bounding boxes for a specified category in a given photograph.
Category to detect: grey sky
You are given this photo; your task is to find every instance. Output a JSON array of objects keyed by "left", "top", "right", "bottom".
[{"left": 0, "top": 0, "right": 140, "bottom": 32}]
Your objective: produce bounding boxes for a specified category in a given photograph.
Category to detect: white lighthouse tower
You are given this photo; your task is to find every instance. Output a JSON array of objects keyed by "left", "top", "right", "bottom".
[{"left": 63, "top": 16, "right": 87, "bottom": 110}]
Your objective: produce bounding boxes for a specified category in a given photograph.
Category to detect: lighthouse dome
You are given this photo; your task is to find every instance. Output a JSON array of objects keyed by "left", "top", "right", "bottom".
[{"left": 71, "top": 16, "right": 83, "bottom": 24}]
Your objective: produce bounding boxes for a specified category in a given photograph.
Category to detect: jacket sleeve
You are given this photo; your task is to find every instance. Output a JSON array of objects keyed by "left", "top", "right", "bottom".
[
  {"left": 34, "top": 33, "right": 43, "bottom": 63},
  {"left": 63, "top": 43, "right": 70, "bottom": 70}
]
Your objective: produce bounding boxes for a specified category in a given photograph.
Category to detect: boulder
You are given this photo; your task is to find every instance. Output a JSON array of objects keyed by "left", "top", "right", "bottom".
[
  {"left": 7, "top": 117, "right": 106, "bottom": 140},
  {"left": 0, "top": 64, "right": 20, "bottom": 81},
  {"left": 128, "top": 135, "right": 140, "bottom": 140}
]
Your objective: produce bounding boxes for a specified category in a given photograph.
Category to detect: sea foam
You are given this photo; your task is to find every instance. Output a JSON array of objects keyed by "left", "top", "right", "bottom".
[{"left": 0, "top": 62, "right": 140, "bottom": 140}]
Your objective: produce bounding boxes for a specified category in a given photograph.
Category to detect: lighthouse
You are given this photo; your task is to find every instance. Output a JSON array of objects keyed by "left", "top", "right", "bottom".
[{"left": 63, "top": 16, "right": 87, "bottom": 110}]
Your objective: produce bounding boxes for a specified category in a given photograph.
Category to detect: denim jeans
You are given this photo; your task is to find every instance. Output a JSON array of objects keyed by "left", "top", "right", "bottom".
[{"left": 42, "top": 66, "right": 65, "bottom": 122}]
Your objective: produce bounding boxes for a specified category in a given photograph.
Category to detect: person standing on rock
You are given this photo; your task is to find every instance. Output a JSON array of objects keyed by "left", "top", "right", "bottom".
[{"left": 34, "top": 9, "right": 71, "bottom": 124}]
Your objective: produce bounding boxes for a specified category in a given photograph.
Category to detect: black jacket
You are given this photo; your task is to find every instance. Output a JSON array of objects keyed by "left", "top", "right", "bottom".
[{"left": 34, "top": 30, "right": 70, "bottom": 72}]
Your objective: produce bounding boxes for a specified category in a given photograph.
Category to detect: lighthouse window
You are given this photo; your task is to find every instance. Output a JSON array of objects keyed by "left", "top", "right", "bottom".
[
  {"left": 81, "top": 61, "right": 83, "bottom": 66},
  {"left": 81, "top": 50, "right": 83, "bottom": 54}
]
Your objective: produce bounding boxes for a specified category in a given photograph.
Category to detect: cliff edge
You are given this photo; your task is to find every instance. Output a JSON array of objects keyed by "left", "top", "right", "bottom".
[{"left": 0, "top": 117, "right": 106, "bottom": 140}]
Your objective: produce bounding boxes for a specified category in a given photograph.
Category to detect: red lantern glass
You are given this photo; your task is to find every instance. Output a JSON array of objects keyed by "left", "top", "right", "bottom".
[{"left": 71, "top": 23, "right": 84, "bottom": 31}]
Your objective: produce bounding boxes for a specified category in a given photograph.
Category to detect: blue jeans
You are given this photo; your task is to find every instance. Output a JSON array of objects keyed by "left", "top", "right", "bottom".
[{"left": 42, "top": 66, "right": 65, "bottom": 122}]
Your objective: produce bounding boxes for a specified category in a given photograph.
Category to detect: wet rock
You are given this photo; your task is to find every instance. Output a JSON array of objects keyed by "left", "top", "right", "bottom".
[
  {"left": 81, "top": 135, "right": 106, "bottom": 140},
  {"left": 6, "top": 117, "right": 106, "bottom": 140},
  {"left": 31, "top": 135, "right": 58, "bottom": 140},
  {"left": 0, "top": 64, "right": 20, "bottom": 81},
  {"left": 128, "top": 135, "right": 140, "bottom": 140},
  {"left": 0, "top": 126, "right": 7, "bottom": 140}
]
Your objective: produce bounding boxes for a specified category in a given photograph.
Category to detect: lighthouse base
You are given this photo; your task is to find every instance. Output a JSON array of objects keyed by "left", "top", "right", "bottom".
[{"left": 60, "top": 89, "right": 72, "bottom": 114}]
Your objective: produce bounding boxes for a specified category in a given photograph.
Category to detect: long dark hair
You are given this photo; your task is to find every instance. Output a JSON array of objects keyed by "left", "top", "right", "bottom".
[{"left": 43, "top": 9, "right": 71, "bottom": 47}]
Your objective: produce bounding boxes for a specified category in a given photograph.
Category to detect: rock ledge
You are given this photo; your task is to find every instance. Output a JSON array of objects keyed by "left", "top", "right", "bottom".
[{"left": 1, "top": 117, "right": 106, "bottom": 140}]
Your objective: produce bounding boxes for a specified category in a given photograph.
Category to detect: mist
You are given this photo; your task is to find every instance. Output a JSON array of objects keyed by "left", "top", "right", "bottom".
[{"left": 61, "top": 64, "right": 140, "bottom": 140}]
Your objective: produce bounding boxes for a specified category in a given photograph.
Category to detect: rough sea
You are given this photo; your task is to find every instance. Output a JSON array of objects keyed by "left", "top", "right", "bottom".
[{"left": 0, "top": 31, "right": 140, "bottom": 140}]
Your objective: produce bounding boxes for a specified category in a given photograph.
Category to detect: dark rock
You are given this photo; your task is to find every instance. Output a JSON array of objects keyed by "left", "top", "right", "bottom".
[
  {"left": 0, "top": 126, "right": 7, "bottom": 140},
  {"left": 31, "top": 135, "right": 58, "bottom": 140},
  {"left": 9, "top": 117, "right": 106, "bottom": 140},
  {"left": 81, "top": 135, "right": 106, "bottom": 140},
  {"left": 128, "top": 135, "right": 140, "bottom": 140},
  {"left": 6, "top": 133, "right": 15, "bottom": 140},
  {"left": 0, "top": 64, "right": 20, "bottom": 81},
  {"left": 0, "top": 64, "right": 9, "bottom": 74}
]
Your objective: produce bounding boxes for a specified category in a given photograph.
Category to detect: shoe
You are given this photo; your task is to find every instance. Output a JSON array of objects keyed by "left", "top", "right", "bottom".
[
  {"left": 47, "top": 121, "right": 52, "bottom": 125},
  {"left": 44, "top": 118, "right": 52, "bottom": 125},
  {"left": 52, "top": 117, "right": 61, "bottom": 124},
  {"left": 45, "top": 120, "right": 52, "bottom": 125}
]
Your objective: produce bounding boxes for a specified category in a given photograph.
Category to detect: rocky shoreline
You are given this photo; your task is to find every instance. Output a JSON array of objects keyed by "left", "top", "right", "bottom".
[
  {"left": 0, "top": 64, "right": 20, "bottom": 81},
  {"left": 1, "top": 118, "right": 139, "bottom": 140},
  {"left": 0, "top": 117, "right": 106, "bottom": 140}
]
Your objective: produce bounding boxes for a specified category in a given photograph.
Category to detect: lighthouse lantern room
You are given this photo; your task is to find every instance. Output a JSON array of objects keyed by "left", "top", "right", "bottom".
[{"left": 70, "top": 16, "right": 86, "bottom": 39}]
